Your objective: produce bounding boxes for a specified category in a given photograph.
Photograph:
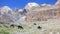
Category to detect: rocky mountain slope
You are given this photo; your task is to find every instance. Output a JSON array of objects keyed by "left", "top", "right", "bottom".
[
  {"left": 25, "top": 0, "right": 60, "bottom": 22},
  {"left": 0, "top": 0, "right": 60, "bottom": 24},
  {"left": 0, "top": 6, "right": 27, "bottom": 24}
]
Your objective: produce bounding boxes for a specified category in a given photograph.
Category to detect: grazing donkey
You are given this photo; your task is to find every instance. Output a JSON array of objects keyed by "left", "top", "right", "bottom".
[
  {"left": 17, "top": 25, "right": 24, "bottom": 29},
  {"left": 10, "top": 24, "right": 15, "bottom": 28}
]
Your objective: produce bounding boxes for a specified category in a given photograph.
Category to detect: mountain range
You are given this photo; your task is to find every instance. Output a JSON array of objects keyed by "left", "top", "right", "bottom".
[{"left": 0, "top": 0, "right": 60, "bottom": 24}]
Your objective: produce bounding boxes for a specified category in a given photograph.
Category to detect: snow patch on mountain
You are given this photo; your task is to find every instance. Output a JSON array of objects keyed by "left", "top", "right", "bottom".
[{"left": 25, "top": 2, "right": 40, "bottom": 11}]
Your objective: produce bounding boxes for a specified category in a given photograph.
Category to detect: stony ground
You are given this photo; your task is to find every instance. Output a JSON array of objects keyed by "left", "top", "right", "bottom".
[{"left": 0, "top": 19, "right": 60, "bottom": 34}]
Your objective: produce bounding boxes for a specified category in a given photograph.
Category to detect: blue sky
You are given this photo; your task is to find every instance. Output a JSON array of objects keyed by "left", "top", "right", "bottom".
[{"left": 0, "top": 0, "right": 57, "bottom": 9}]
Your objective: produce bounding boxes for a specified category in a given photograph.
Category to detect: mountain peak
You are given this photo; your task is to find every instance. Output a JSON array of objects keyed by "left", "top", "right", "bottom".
[
  {"left": 2, "top": 6, "right": 12, "bottom": 10},
  {"left": 27, "top": 2, "right": 39, "bottom": 7},
  {"left": 0, "top": 6, "right": 12, "bottom": 15},
  {"left": 25, "top": 2, "right": 40, "bottom": 11}
]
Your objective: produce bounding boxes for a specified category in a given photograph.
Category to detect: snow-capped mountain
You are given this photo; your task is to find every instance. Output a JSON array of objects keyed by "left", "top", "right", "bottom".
[
  {"left": 41, "top": 3, "right": 49, "bottom": 6},
  {"left": 26, "top": 2, "right": 39, "bottom": 8},
  {"left": 0, "top": 6, "right": 12, "bottom": 15},
  {"left": 0, "top": 0, "right": 60, "bottom": 24},
  {"left": 1, "top": 6, "right": 12, "bottom": 12},
  {"left": 0, "top": 6, "right": 27, "bottom": 24},
  {"left": 25, "top": 2, "right": 40, "bottom": 11},
  {"left": 18, "top": 9, "right": 23, "bottom": 12}
]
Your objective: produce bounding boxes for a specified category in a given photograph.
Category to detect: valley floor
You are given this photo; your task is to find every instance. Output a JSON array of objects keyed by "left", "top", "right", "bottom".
[{"left": 0, "top": 19, "right": 60, "bottom": 34}]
